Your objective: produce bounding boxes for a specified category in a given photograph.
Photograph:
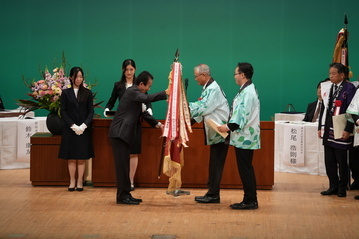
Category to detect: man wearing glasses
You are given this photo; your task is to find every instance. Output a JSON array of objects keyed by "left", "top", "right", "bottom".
[{"left": 189, "top": 64, "right": 230, "bottom": 204}]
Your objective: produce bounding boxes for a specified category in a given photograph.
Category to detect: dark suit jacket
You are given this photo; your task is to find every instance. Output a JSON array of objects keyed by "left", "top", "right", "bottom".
[
  {"left": 108, "top": 86, "right": 167, "bottom": 145},
  {"left": 303, "top": 100, "right": 318, "bottom": 122},
  {"left": 319, "top": 81, "right": 356, "bottom": 149},
  {"left": 105, "top": 81, "right": 126, "bottom": 110},
  {"left": 59, "top": 88, "right": 94, "bottom": 159},
  {"left": 60, "top": 88, "right": 94, "bottom": 127}
]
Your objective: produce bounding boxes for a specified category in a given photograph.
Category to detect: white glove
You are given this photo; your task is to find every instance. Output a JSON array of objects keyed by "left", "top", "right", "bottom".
[
  {"left": 70, "top": 124, "right": 82, "bottom": 135},
  {"left": 75, "top": 123, "right": 87, "bottom": 135},
  {"left": 104, "top": 108, "right": 110, "bottom": 117},
  {"left": 141, "top": 103, "right": 146, "bottom": 112},
  {"left": 79, "top": 123, "right": 87, "bottom": 132}
]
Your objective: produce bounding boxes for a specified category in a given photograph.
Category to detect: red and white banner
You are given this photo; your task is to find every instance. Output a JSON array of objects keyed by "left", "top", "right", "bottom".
[{"left": 162, "top": 62, "right": 192, "bottom": 193}]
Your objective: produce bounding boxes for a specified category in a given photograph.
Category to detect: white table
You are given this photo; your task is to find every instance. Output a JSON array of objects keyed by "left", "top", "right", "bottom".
[
  {"left": 275, "top": 121, "right": 326, "bottom": 176},
  {"left": 0, "top": 109, "right": 35, "bottom": 118},
  {"left": 0, "top": 117, "right": 49, "bottom": 169},
  {"left": 275, "top": 113, "right": 305, "bottom": 121}
]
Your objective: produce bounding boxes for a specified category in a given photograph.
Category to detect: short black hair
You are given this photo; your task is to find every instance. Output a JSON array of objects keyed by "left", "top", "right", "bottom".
[
  {"left": 135, "top": 71, "right": 153, "bottom": 86},
  {"left": 329, "top": 62, "right": 348, "bottom": 77},
  {"left": 237, "top": 62, "right": 254, "bottom": 79}
]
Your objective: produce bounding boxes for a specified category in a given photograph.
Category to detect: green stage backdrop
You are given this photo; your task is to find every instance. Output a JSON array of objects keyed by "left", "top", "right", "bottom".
[{"left": 1, "top": 0, "right": 358, "bottom": 120}]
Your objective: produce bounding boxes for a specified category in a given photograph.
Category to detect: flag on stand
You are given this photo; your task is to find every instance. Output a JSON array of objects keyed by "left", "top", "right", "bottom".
[
  {"left": 332, "top": 14, "right": 353, "bottom": 78},
  {"left": 161, "top": 60, "right": 192, "bottom": 194}
]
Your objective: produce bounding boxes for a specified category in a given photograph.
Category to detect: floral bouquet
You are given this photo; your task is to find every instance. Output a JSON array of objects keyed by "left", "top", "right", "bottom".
[{"left": 17, "top": 54, "right": 102, "bottom": 116}]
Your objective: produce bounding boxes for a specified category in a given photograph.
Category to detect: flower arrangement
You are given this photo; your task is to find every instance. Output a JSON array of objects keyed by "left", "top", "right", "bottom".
[{"left": 17, "top": 53, "right": 101, "bottom": 116}]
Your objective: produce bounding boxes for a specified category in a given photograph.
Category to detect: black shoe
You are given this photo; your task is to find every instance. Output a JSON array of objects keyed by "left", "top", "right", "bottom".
[
  {"left": 320, "top": 188, "right": 338, "bottom": 195},
  {"left": 68, "top": 187, "right": 75, "bottom": 191},
  {"left": 354, "top": 195, "right": 359, "bottom": 200},
  {"left": 230, "top": 201, "right": 258, "bottom": 210},
  {"left": 195, "top": 195, "right": 220, "bottom": 203},
  {"left": 350, "top": 181, "right": 359, "bottom": 190},
  {"left": 117, "top": 198, "right": 139, "bottom": 205},
  {"left": 337, "top": 188, "right": 347, "bottom": 197},
  {"left": 130, "top": 196, "right": 142, "bottom": 203},
  {"left": 194, "top": 195, "right": 206, "bottom": 201},
  {"left": 76, "top": 187, "right": 83, "bottom": 192}
]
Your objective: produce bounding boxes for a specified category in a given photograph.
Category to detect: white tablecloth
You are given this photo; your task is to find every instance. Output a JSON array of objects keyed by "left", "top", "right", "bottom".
[
  {"left": 275, "top": 113, "right": 305, "bottom": 121},
  {"left": 275, "top": 121, "right": 326, "bottom": 176},
  {"left": 0, "top": 117, "right": 49, "bottom": 169}
]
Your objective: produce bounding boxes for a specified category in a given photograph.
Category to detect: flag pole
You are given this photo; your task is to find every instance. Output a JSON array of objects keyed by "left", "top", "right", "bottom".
[{"left": 157, "top": 49, "right": 180, "bottom": 179}]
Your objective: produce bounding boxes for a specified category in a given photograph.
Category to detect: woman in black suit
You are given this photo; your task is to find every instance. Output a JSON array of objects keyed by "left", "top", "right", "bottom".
[{"left": 58, "top": 67, "right": 94, "bottom": 191}]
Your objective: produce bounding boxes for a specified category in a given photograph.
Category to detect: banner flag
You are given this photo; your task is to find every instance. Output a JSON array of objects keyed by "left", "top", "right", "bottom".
[
  {"left": 161, "top": 59, "right": 192, "bottom": 194},
  {"left": 332, "top": 14, "right": 353, "bottom": 78}
]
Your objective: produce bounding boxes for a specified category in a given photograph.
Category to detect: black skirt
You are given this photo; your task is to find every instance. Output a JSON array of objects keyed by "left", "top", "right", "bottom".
[{"left": 58, "top": 126, "right": 94, "bottom": 160}]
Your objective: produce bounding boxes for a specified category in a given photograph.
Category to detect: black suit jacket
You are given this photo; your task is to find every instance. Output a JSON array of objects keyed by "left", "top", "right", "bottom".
[
  {"left": 60, "top": 88, "right": 94, "bottom": 127},
  {"left": 108, "top": 86, "right": 167, "bottom": 144},
  {"left": 59, "top": 88, "right": 94, "bottom": 159},
  {"left": 303, "top": 100, "right": 318, "bottom": 122}
]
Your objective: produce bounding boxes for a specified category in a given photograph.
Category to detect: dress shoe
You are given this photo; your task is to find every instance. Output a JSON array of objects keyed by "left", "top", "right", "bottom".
[
  {"left": 194, "top": 195, "right": 206, "bottom": 201},
  {"left": 68, "top": 187, "right": 75, "bottom": 191},
  {"left": 350, "top": 181, "right": 359, "bottom": 190},
  {"left": 354, "top": 195, "right": 359, "bottom": 200},
  {"left": 230, "top": 201, "right": 258, "bottom": 210},
  {"left": 117, "top": 198, "right": 139, "bottom": 205},
  {"left": 76, "top": 187, "right": 83, "bottom": 192},
  {"left": 195, "top": 195, "right": 220, "bottom": 203},
  {"left": 130, "top": 196, "right": 142, "bottom": 203},
  {"left": 337, "top": 189, "right": 347, "bottom": 197},
  {"left": 320, "top": 188, "right": 338, "bottom": 195}
]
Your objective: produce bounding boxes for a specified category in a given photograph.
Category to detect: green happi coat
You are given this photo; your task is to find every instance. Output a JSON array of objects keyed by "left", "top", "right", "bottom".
[
  {"left": 229, "top": 83, "right": 261, "bottom": 149},
  {"left": 189, "top": 79, "right": 229, "bottom": 145}
]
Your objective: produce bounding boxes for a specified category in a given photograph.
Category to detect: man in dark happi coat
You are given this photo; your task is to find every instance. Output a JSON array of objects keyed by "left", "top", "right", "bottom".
[{"left": 318, "top": 63, "right": 356, "bottom": 197}]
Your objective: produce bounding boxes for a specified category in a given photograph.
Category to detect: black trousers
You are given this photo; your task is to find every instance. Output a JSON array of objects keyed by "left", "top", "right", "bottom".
[
  {"left": 349, "top": 147, "right": 359, "bottom": 183},
  {"left": 234, "top": 147, "right": 257, "bottom": 203},
  {"left": 324, "top": 145, "right": 348, "bottom": 190},
  {"left": 110, "top": 138, "right": 131, "bottom": 201},
  {"left": 206, "top": 142, "right": 229, "bottom": 196}
]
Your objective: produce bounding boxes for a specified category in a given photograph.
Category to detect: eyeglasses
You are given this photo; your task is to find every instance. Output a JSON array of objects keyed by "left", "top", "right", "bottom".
[
  {"left": 195, "top": 74, "right": 204, "bottom": 78},
  {"left": 234, "top": 72, "right": 243, "bottom": 76}
]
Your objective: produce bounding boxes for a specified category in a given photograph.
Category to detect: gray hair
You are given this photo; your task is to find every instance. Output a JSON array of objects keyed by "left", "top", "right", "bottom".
[{"left": 194, "top": 64, "right": 211, "bottom": 75}]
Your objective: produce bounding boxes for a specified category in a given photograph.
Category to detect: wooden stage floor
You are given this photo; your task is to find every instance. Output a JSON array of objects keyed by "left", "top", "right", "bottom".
[{"left": 1, "top": 169, "right": 359, "bottom": 239}]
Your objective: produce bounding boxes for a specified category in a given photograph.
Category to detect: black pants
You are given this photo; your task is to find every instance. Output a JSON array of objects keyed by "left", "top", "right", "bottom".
[
  {"left": 206, "top": 142, "right": 229, "bottom": 196},
  {"left": 324, "top": 145, "right": 348, "bottom": 190},
  {"left": 234, "top": 147, "right": 257, "bottom": 203},
  {"left": 349, "top": 147, "right": 359, "bottom": 183},
  {"left": 111, "top": 138, "right": 131, "bottom": 201}
]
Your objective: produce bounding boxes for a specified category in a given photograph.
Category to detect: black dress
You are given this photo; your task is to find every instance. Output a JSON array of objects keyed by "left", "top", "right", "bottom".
[
  {"left": 58, "top": 88, "right": 94, "bottom": 160},
  {"left": 105, "top": 81, "right": 156, "bottom": 154}
]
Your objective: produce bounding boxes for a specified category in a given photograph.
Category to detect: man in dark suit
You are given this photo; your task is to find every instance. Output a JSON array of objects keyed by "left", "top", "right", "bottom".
[
  {"left": 303, "top": 79, "right": 328, "bottom": 122},
  {"left": 318, "top": 63, "right": 356, "bottom": 197},
  {"left": 108, "top": 71, "right": 167, "bottom": 205}
]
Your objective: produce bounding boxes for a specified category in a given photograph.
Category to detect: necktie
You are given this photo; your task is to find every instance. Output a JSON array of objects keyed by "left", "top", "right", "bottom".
[{"left": 312, "top": 101, "right": 321, "bottom": 122}]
